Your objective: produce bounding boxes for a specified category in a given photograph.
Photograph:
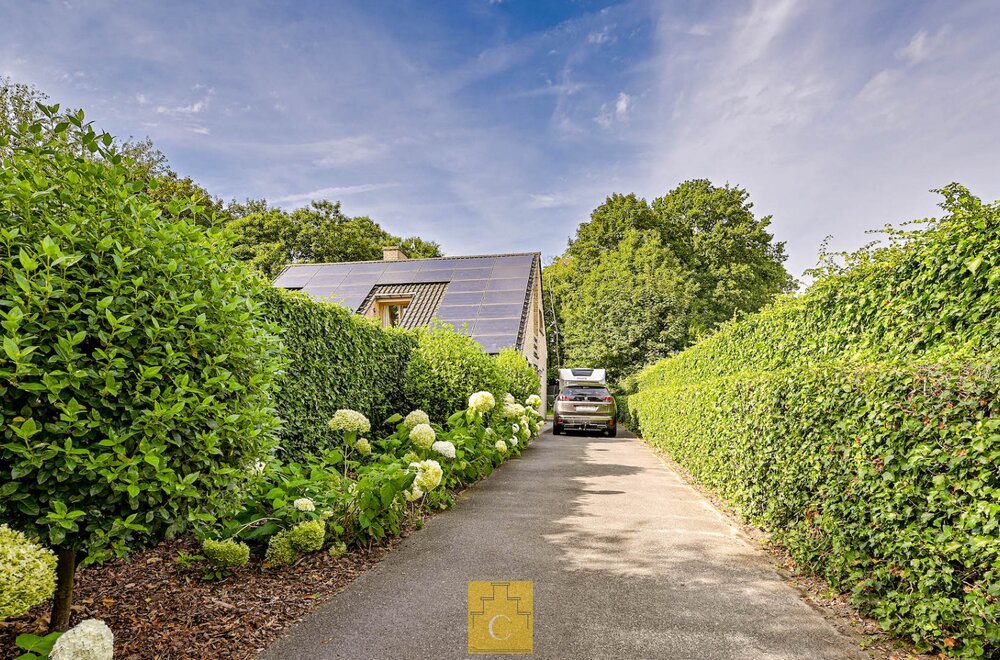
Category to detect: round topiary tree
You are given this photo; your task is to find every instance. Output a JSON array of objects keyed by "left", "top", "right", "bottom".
[
  {"left": 0, "top": 106, "right": 284, "bottom": 629},
  {"left": 404, "top": 322, "right": 504, "bottom": 422}
]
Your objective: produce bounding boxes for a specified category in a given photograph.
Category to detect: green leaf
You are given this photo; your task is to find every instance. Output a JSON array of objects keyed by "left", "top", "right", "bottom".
[{"left": 965, "top": 255, "right": 983, "bottom": 274}]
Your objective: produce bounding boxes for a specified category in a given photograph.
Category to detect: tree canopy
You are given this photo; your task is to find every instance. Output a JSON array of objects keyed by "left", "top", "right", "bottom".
[
  {"left": 226, "top": 200, "right": 442, "bottom": 279},
  {"left": 545, "top": 180, "right": 795, "bottom": 384}
]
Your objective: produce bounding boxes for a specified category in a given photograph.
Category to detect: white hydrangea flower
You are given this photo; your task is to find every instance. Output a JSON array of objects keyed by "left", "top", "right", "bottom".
[
  {"left": 494, "top": 439, "right": 508, "bottom": 453},
  {"left": 293, "top": 497, "right": 316, "bottom": 512},
  {"left": 503, "top": 402, "right": 525, "bottom": 419},
  {"left": 526, "top": 394, "right": 542, "bottom": 408},
  {"left": 519, "top": 416, "right": 529, "bottom": 428},
  {"left": 248, "top": 460, "right": 267, "bottom": 476},
  {"left": 512, "top": 423, "right": 520, "bottom": 433},
  {"left": 485, "top": 427, "right": 494, "bottom": 437},
  {"left": 510, "top": 436, "right": 518, "bottom": 447},
  {"left": 328, "top": 409, "right": 371, "bottom": 434},
  {"left": 403, "top": 409, "right": 430, "bottom": 429},
  {"left": 50, "top": 619, "right": 114, "bottom": 660},
  {"left": 354, "top": 437, "right": 372, "bottom": 456},
  {"left": 404, "top": 487, "right": 424, "bottom": 502},
  {"left": 409, "top": 423, "right": 436, "bottom": 449},
  {"left": 503, "top": 393, "right": 516, "bottom": 405},
  {"left": 432, "top": 440, "right": 456, "bottom": 459},
  {"left": 410, "top": 460, "right": 443, "bottom": 492},
  {"left": 468, "top": 391, "right": 496, "bottom": 413}
]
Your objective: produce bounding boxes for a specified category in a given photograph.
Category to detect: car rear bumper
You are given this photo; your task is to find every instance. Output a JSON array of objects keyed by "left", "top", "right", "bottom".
[{"left": 554, "top": 415, "right": 616, "bottom": 431}]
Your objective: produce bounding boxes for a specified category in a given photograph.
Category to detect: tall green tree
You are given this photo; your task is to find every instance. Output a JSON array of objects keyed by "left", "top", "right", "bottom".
[
  {"left": 651, "top": 180, "right": 795, "bottom": 335},
  {"left": 227, "top": 200, "right": 442, "bottom": 278},
  {"left": 561, "top": 230, "right": 697, "bottom": 381},
  {"left": 545, "top": 179, "right": 794, "bottom": 384}
]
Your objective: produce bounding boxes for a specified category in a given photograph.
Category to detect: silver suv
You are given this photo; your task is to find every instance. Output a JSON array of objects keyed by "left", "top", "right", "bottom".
[{"left": 553, "top": 385, "right": 617, "bottom": 437}]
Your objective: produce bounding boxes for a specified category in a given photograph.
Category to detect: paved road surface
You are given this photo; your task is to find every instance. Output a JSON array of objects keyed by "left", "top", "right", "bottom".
[{"left": 261, "top": 428, "right": 865, "bottom": 659}]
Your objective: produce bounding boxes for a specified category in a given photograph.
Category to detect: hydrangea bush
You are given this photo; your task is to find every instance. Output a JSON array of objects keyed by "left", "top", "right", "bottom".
[
  {"left": 203, "top": 388, "right": 544, "bottom": 568},
  {"left": 0, "top": 524, "right": 57, "bottom": 620},
  {"left": 49, "top": 619, "right": 114, "bottom": 660}
]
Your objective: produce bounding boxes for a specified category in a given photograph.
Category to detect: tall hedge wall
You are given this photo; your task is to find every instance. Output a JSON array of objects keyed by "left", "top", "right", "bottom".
[
  {"left": 260, "top": 289, "right": 541, "bottom": 457},
  {"left": 631, "top": 185, "right": 999, "bottom": 657},
  {"left": 259, "top": 288, "right": 415, "bottom": 456}
]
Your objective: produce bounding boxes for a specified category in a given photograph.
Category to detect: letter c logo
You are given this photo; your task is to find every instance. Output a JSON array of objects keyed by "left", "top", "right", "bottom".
[{"left": 488, "top": 614, "right": 512, "bottom": 640}]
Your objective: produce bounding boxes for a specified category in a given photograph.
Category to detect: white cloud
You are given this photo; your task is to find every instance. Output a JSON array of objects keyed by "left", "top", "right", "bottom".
[
  {"left": 528, "top": 192, "right": 574, "bottom": 209},
  {"left": 272, "top": 183, "right": 398, "bottom": 206},
  {"left": 596, "top": 91, "right": 632, "bottom": 127},
  {"left": 587, "top": 25, "right": 615, "bottom": 45},
  {"left": 644, "top": 2, "right": 1000, "bottom": 280},
  {"left": 895, "top": 26, "right": 950, "bottom": 64},
  {"left": 313, "top": 136, "right": 389, "bottom": 167}
]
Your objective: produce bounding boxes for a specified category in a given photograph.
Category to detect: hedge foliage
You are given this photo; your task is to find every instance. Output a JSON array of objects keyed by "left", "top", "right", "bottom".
[
  {"left": 259, "top": 288, "right": 414, "bottom": 457},
  {"left": 494, "top": 348, "right": 542, "bottom": 403},
  {"left": 631, "top": 185, "right": 999, "bottom": 657},
  {"left": 404, "top": 323, "right": 507, "bottom": 423},
  {"left": 0, "top": 108, "right": 284, "bottom": 561},
  {"left": 260, "top": 297, "right": 540, "bottom": 457},
  {"left": 635, "top": 184, "right": 1000, "bottom": 392}
]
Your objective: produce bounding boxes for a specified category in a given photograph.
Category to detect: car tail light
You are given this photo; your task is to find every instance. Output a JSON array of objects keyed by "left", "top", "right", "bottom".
[
  {"left": 558, "top": 394, "right": 569, "bottom": 401},
  {"left": 601, "top": 396, "right": 613, "bottom": 402}
]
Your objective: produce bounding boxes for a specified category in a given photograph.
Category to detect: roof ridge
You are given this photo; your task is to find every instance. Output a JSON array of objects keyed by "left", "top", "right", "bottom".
[{"left": 279, "top": 252, "right": 541, "bottom": 269}]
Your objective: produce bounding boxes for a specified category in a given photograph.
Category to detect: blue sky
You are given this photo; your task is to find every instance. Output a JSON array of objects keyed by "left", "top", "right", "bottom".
[{"left": 2, "top": 0, "right": 999, "bottom": 278}]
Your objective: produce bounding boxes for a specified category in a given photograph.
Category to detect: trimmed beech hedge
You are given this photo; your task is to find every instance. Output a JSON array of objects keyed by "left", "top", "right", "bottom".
[
  {"left": 261, "top": 290, "right": 540, "bottom": 457},
  {"left": 631, "top": 185, "right": 999, "bottom": 657},
  {"left": 260, "top": 288, "right": 415, "bottom": 456}
]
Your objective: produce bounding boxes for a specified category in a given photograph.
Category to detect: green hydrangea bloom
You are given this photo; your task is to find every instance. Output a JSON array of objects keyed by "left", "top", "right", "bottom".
[
  {"left": 409, "top": 423, "right": 436, "bottom": 450},
  {"left": 403, "top": 409, "right": 430, "bottom": 429},
  {"left": 328, "top": 409, "right": 371, "bottom": 434},
  {"left": 265, "top": 531, "right": 299, "bottom": 567},
  {"left": 287, "top": 520, "right": 326, "bottom": 553},
  {"left": 202, "top": 538, "right": 250, "bottom": 568},
  {"left": 0, "top": 524, "right": 57, "bottom": 619}
]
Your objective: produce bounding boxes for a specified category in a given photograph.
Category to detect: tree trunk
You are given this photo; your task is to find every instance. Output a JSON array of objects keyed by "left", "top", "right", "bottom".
[{"left": 49, "top": 548, "right": 76, "bottom": 632}]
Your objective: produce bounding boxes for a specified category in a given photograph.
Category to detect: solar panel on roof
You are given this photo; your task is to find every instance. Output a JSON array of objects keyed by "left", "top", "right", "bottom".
[
  {"left": 274, "top": 253, "right": 538, "bottom": 352},
  {"left": 447, "top": 279, "right": 489, "bottom": 293}
]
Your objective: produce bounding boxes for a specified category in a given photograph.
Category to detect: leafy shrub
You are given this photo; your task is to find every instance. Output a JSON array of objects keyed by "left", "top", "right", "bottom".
[
  {"left": 259, "top": 288, "right": 414, "bottom": 458},
  {"left": 287, "top": 520, "right": 326, "bottom": 553},
  {"left": 631, "top": 185, "right": 1000, "bottom": 657},
  {"left": 404, "top": 322, "right": 504, "bottom": 422},
  {"left": 0, "top": 108, "right": 284, "bottom": 626},
  {"left": 202, "top": 539, "right": 250, "bottom": 569},
  {"left": 0, "top": 524, "right": 57, "bottom": 619},
  {"left": 494, "top": 348, "right": 541, "bottom": 404},
  {"left": 264, "top": 520, "right": 326, "bottom": 566}
]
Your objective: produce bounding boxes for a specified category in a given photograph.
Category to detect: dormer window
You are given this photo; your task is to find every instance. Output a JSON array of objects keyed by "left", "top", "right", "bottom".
[{"left": 373, "top": 295, "right": 413, "bottom": 327}]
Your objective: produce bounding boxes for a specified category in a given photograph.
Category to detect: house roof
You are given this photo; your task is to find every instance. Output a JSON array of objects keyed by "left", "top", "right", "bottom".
[
  {"left": 359, "top": 282, "right": 449, "bottom": 330},
  {"left": 272, "top": 252, "right": 541, "bottom": 354}
]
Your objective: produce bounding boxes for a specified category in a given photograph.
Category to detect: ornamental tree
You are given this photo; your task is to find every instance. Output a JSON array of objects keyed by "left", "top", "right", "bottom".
[{"left": 0, "top": 106, "right": 284, "bottom": 629}]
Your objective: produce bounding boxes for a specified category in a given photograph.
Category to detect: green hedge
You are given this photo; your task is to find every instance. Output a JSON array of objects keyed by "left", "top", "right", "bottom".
[
  {"left": 403, "top": 323, "right": 506, "bottom": 423},
  {"left": 631, "top": 185, "right": 999, "bottom": 657},
  {"left": 261, "top": 294, "right": 538, "bottom": 455},
  {"left": 495, "top": 348, "right": 541, "bottom": 403},
  {"left": 259, "top": 288, "right": 415, "bottom": 457},
  {"left": 635, "top": 184, "right": 1000, "bottom": 392}
]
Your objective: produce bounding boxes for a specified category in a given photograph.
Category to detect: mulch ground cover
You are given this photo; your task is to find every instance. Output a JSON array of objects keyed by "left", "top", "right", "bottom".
[{"left": 0, "top": 531, "right": 411, "bottom": 659}]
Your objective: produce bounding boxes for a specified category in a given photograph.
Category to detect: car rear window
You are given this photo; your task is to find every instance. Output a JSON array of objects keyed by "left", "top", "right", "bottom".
[{"left": 561, "top": 386, "right": 610, "bottom": 398}]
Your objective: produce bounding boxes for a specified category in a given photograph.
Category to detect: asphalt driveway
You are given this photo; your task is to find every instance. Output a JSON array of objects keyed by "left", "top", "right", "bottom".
[{"left": 260, "top": 428, "right": 865, "bottom": 659}]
